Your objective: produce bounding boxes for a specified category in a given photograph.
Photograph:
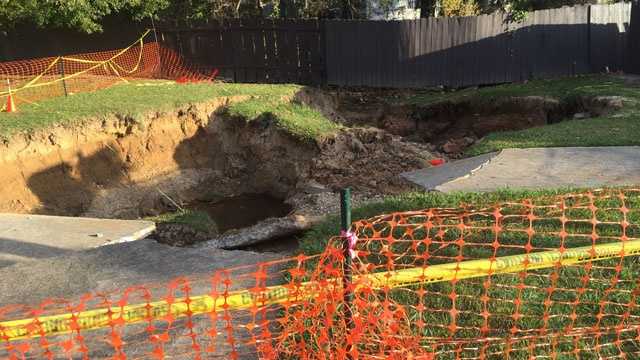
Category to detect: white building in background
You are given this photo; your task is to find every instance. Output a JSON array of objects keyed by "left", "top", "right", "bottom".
[{"left": 366, "top": 0, "right": 421, "bottom": 19}]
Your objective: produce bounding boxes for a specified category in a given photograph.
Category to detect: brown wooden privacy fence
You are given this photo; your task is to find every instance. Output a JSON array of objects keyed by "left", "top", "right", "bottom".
[
  {"left": 626, "top": 0, "right": 640, "bottom": 74},
  {"left": 159, "top": 2, "right": 632, "bottom": 88},
  {"left": 158, "top": 19, "right": 325, "bottom": 84},
  {"left": 326, "top": 2, "right": 631, "bottom": 87}
]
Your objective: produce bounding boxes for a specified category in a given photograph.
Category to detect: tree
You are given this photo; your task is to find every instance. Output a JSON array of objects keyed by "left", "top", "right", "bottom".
[
  {"left": 441, "top": 0, "right": 478, "bottom": 16},
  {"left": 0, "top": 0, "right": 170, "bottom": 33}
]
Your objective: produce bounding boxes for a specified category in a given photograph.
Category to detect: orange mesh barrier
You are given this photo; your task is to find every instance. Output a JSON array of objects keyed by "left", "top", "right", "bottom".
[
  {"left": 2, "top": 189, "right": 640, "bottom": 359},
  {"left": 0, "top": 30, "right": 219, "bottom": 109}
]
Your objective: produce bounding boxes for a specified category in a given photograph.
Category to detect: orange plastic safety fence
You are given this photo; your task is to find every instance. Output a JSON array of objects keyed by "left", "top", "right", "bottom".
[
  {"left": 0, "top": 30, "right": 220, "bottom": 109},
  {"left": 1, "top": 189, "right": 640, "bottom": 359}
]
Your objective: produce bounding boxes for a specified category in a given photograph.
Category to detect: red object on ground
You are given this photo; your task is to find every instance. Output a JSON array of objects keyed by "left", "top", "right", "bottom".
[
  {"left": 5, "top": 93, "right": 16, "bottom": 113},
  {"left": 176, "top": 75, "right": 188, "bottom": 84},
  {"left": 430, "top": 158, "right": 445, "bottom": 166}
]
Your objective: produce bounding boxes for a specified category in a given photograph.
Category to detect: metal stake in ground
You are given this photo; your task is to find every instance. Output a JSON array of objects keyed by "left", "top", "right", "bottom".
[
  {"left": 340, "top": 188, "right": 354, "bottom": 354},
  {"left": 58, "top": 58, "right": 68, "bottom": 97}
]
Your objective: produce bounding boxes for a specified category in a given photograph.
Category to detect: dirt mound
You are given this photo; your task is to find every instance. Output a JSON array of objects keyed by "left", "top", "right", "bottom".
[
  {"left": 311, "top": 128, "right": 434, "bottom": 194},
  {"left": 155, "top": 222, "right": 214, "bottom": 247}
]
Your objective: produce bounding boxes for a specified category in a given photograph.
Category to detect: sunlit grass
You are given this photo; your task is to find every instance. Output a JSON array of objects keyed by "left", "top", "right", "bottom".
[
  {"left": 146, "top": 209, "right": 218, "bottom": 234},
  {"left": 0, "top": 80, "right": 339, "bottom": 140},
  {"left": 404, "top": 75, "right": 640, "bottom": 156}
]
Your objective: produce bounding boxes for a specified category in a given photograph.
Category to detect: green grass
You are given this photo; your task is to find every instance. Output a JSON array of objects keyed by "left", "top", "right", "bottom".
[
  {"left": 301, "top": 188, "right": 587, "bottom": 255},
  {"left": 405, "top": 75, "right": 631, "bottom": 106},
  {"left": 226, "top": 96, "right": 341, "bottom": 140},
  {"left": 296, "top": 188, "right": 640, "bottom": 357},
  {"left": 0, "top": 80, "right": 339, "bottom": 141},
  {"left": 5, "top": 74, "right": 637, "bottom": 148},
  {"left": 404, "top": 75, "right": 640, "bottom": 156},
  {"left": 146, "top": 209, "right": 218, "bottom": 234}
]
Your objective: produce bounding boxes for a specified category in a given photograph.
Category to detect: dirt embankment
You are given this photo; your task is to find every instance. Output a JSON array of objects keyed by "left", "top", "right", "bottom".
[
  {"left": 0, "top": 93, "right": 433, "bottom": 220},
  {"left": 314, "top": 89, "right": 624, "bottom": 157}
]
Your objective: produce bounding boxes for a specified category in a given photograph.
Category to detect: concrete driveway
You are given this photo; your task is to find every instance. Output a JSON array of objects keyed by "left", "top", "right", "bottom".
[{"left": 402, "top": 147, "right": 640, "bottom": 192}]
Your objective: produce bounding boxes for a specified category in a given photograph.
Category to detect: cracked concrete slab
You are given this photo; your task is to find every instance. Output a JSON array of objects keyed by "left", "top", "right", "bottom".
[
  {"left": 0, "top": 214, "right": 155, "bottom": 267},
  {"left": 402, "top": 147, "right": 640, "bottom": 192},
  {"left": 0, "top": 238, "right": 282, "bottom": 306}
]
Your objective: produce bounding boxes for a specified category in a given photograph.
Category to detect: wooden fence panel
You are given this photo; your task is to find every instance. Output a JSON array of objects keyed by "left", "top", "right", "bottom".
[
  {"left": 591, "top": 2, "right": 631, "bottom": 72},
  {"left": 159, "top": 19, "right": 324, "bottom": 84},
  {"left": 324, "top": 4, "right": 620, "bottom": 88},
  {"left": 263, "top": 20, "right": 278, "bottom": 83},
  {"left": 155, "top": 2, "right": 632, "bottom": 88},
  {"left": 626, "top": 1, "right": 640, "bottom": 74}
]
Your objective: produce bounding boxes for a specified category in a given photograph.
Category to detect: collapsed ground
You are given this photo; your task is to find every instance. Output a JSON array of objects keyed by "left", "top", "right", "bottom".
[{"left": 0, "top": 74, "right": 638, "bottom": 250}]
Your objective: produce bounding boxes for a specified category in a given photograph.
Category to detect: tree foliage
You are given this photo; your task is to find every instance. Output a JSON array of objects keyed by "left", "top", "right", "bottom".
[
  {"left": 0, "top": 0, "right": 169, "bottom": 33},
  {"left": 441, "top": 0, "right": 479, "bottom": 16},
  {"left": 0, "top": 0, "right": 611, "bottom": 34}
]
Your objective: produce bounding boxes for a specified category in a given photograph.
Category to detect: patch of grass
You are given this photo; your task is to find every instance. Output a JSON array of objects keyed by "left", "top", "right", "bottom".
[
  {"left": 0, "top": 80, "right": 338, "bottom": 141},
  {"left": 146, "top": 209, "right": 218, "bottom": 234},
  {"left": 227, "top": 96, "right": 341, "bottom": 140},
  {"left": 405, "top": 75, "right": 630, "bottom": 106},
  {"left": 300, "top": 188, "right": 583, "bottom": 255},
  {"left": 404, "top": 75, "right": 640, "bottom": 155},
  {"left": 466, "top": 114, "right": 640, "bottom": 156}
]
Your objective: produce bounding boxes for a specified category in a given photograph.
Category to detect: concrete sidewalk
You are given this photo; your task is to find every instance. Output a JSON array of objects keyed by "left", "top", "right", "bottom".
[
  {"left": 0, "top": 214, "right": 155, "bottom": 267},
  {"left": 402, "top": 147, "right": 640, "bottom": 192}
]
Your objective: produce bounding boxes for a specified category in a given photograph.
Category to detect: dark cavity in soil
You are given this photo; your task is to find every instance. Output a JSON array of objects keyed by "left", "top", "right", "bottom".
[
  {"left": 188, "top": 193, "right": 292, "bottom": 233},
  {"left": 328, "top": 90, "right": 624, "bottom": 157},
  {"left": 240, "top": 235, "right": 301, "bottom": 255},
  {"left": 155, "top": 193, "right": 295, "bottom": 250}
]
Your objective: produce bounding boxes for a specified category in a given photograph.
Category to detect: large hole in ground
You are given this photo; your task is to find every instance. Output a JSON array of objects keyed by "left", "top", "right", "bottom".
[
  {"left": 154, "top": 194, "right": 295, "bottom": 250},
  {"left": 323, "top": 90, "right": 625, "bottom": 157},
  {"left": 0, "top": 88, "right": 623, "bottom": 254},
  {"left": 188, "top": 194, "right": 292, "bottom": 233},
  {"left": 0, "top": 94, "right": 435, "bottom": 254}
]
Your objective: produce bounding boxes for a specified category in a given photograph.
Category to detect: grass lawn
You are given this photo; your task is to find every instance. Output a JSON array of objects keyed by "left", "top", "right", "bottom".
[
  {"left": 3, "top": 74, "right": 637, "bottom": 151},
  {"left": 225, "top": 95, "right": 341, "bottom": 141},
  {"left": 298, "top": 187, "right": 640, "bottom": 357},
  {"left": 0, "top": 80, "right": 339, "bottom": 141},
  {"left": 301, "top": 187, "right": 590, "bottom": 255},
  {"left": 405, "top": 75, "right": 640, "bottom": 156},
  {"left": 145, "top": 209, "right": 218, "bottom": 234}
]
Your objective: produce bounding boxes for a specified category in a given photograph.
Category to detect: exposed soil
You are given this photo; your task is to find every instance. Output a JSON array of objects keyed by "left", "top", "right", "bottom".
[
  {"left": 1, "top": 86, "right": 621, "bottom": 251},
  {"left": 312, "top": 128, "right": 433, "bottom": 193},
  {"left": 155, "top": 223, "right": 212, "bottom": 247},
  {"left": 316, "top": 89, "right": 624, "bottom": 157},
  {"left": 0, "top": 92, "right": 433, "bottom": 232}
]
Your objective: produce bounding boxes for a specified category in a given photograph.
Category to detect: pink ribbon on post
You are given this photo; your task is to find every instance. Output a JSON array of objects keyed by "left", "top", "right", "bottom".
[{"left": 341, "top": 230, "right": 358, "bottom": 259}]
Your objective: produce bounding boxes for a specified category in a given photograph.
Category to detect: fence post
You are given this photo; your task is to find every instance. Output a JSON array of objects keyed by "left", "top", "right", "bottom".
[
  {"left": 58, "top": 58, "right": 68, "bottom": 97},
  {"left": 340, "top": 188, "right": 354, "bottom": 353}
]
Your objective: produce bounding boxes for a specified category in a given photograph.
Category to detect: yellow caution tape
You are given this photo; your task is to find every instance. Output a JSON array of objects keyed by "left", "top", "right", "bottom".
[
  {"left": 0, "top": 30, "right": 151, "bottom": 98},
  {"left": 1, "top": 238, "right": 639, "bottom": 342}
]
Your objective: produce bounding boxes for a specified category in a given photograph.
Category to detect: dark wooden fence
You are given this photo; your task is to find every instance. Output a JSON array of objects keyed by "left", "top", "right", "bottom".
[
  {"left": 161, "top": 3, "right": 631, "bottom": 88},
  {"left": 326, "top": 3, "right": 631, "bottom": 87},
  {"left": 2, "top": 2, "right": 632, "bottom": 88},
  {"left": 159, "top": 19, "right": 325, "bottom": 84},
  {"left": 626, "top": 1, "right": 640, "bottom": 74}
]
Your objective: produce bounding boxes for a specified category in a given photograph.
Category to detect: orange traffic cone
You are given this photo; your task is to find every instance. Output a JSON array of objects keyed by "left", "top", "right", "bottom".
[
  {"left": 4, "top": 80, "right": 17, "bottom": 113},
  {"left": 4, "top": 93, "right": 16, "bottom": 113}
]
